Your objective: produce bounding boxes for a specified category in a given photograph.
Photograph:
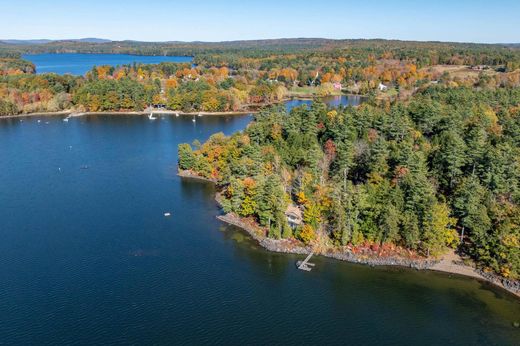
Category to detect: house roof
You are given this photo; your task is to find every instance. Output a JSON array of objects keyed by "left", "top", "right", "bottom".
[{"left": 285, "top": 204, "right": 303, "bottom": 219}]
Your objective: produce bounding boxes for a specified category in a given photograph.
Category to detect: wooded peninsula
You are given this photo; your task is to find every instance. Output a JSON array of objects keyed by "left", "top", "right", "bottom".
[{"left": 1, "top": 39, "right": 519, "bottom": 287}]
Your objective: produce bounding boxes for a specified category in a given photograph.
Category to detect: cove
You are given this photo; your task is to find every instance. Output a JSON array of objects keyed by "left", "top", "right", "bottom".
[{"left": 0, "top": 113, "right": 519, "bottom": 345}]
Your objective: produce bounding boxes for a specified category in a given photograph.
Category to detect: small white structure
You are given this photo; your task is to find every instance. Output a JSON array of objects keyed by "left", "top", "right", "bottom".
[
  {"left": 285, "top": 204, "right": 303, "bottom": 229},
  {"left": 378, "top": 83, "right": 388, "bottom": 91}
]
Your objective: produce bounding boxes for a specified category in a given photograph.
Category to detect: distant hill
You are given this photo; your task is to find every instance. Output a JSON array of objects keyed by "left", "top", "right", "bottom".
[
  {"left": 71, "top": 38, "right": 112, "bottom": 43},
  {"left": 0, "top": 38, "right": 111, "bottom": 45},
  {"left": 1, "top": 38, "right": 519, "bottom": 59},
  {"left": 1, "top": 39, "right": 54, "bottom": 45}
]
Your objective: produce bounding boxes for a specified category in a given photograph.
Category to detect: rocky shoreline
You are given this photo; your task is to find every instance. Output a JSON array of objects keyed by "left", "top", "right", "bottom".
[
  {"left": 478, "top": 269, "right": 520, "bottom": 296},
  {"left": 322, "top": 250, "right": 439, "bottom": 270},
  {"left": 179, "top": 170, "right": 520, "bottom": 299},
  {"left": 216, "top": 212, "right": 520, "bottom": 298},
  {"left": 217, "top": 212, "right": 438, "bottom": 267},
  {"left": 217, "top": 213, "right": 310, "bottom": 255},
  {"left": 177, "top": 170, "right": 217, "bottom": 183}
]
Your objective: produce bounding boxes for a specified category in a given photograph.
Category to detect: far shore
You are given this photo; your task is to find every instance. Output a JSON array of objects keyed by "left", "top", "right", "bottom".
[
  {"left": 178, "top": 169, "right": 520, "bottom": 299},
  {"left": 0, "top": 93, "right": 366, "bottom": 120},
  {"left": 0, "top": 109, "right": 256, "bottom": 120}
]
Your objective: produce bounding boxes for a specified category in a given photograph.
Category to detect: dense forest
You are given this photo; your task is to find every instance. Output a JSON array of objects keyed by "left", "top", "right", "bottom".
[
  {"left": 2, "top": 39, "right": 520, "bottom": 116},
  {"left": 3, "top": 38, "right": 520, "bottom": 67},
  {"left": 178, "top": 86, "right": 520, "bottom": 279}
]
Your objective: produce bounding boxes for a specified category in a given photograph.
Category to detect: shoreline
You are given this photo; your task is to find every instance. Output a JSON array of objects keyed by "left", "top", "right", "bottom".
[
  {"left": 178, "top": 170, "right": 520, "bottom": 299},
  {"left": 0, "top": 109, "right": 256, "bottom": 120},
  {"left": 218, "top": 212, "right": 520, "bottom": 298},
  {"left": 177, "top": 169, "right": 217, "bottom": 183},
  {"left": 0, "top": 93, "right": 365, "bottom": 120}
]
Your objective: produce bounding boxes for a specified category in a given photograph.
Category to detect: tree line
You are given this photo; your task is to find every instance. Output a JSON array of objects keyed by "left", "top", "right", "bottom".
[{"left": 2, "top": 39, "right": 520, "bottom": 116}]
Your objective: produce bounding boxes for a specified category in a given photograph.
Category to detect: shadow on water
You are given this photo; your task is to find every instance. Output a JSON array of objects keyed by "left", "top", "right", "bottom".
[
  {"left": 214, "top": 219, "right": 520, "bottom": 345},
  {"left": 219, "top": 224, "right": 294, "bottom": 278}
]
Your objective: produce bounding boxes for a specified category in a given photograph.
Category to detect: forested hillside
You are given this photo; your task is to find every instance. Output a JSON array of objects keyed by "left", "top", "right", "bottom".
[{"left": 2, "top": 39, "right": 520, "bottom": 116}]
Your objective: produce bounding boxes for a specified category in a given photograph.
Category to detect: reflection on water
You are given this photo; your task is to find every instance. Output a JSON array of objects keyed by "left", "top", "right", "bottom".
[{"left": 219, "top": 223, "right": 520, "bottom": 345}]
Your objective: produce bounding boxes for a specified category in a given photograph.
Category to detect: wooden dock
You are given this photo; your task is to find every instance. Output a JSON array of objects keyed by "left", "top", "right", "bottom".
[{"left": 297, "top": 251, "right": 315, "bottom": 271}]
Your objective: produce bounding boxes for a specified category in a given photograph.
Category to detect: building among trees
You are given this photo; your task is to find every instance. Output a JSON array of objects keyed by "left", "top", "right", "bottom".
[{"left": 285, "top": 205, "right": 303, "bottom": 229}]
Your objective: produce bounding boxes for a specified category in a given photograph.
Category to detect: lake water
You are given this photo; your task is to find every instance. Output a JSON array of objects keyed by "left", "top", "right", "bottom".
[
  {"left": 285, "top": 95, "right": 365, "bottom": 111},
  {"left": 0, "top": 113, "right": 518, "bottom": 345},
  {"left": 22, "top": 53, "right": 193, "bottom": 75}
]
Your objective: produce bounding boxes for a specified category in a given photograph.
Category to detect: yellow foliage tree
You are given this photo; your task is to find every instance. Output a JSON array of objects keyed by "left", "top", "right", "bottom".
[{"left": 298, "top": 224, "right": 316, "bottom": 244}]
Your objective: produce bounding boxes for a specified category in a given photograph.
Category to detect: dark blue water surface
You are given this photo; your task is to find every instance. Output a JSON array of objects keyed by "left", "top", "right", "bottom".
[
  {"left": 0, "top": 114, "right": 519, "bottom": 345},
  {"left": 22, "top": 53, "right": 193, "bottom": 75}
]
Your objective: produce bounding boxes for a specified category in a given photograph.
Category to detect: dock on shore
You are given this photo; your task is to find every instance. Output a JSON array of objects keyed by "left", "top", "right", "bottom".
[{"left": 297, "top": 251, "right": 315, "bottom": 271}]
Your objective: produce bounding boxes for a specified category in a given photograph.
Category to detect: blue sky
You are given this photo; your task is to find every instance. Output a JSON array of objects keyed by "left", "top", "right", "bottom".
[{"left": 1, "top": 0, "right": 519, "bottom": 43}]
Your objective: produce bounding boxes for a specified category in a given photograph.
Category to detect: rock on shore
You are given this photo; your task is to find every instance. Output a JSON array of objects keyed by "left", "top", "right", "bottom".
[{"left": 217, "top": 212, "right": 437, "bottom": 268}]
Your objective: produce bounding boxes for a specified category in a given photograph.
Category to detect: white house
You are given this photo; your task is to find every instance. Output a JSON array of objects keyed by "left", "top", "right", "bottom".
[{"left": 378, "top": 83, "right": 388, "bottom": 91}]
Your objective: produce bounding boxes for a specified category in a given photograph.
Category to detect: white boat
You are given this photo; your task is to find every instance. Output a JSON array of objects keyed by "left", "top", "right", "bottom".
[
  {"left": 175, "top": 112, "right": 180, "bottom": 117},
  {"left": 148, "top": 112, "right": 157, "bottom": 120},
  {"left": 198, "top": 112, "right": 203, "bottom": 117},
  {"left": 63, "top": 118, "right": 69, "bottom": 122}
]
